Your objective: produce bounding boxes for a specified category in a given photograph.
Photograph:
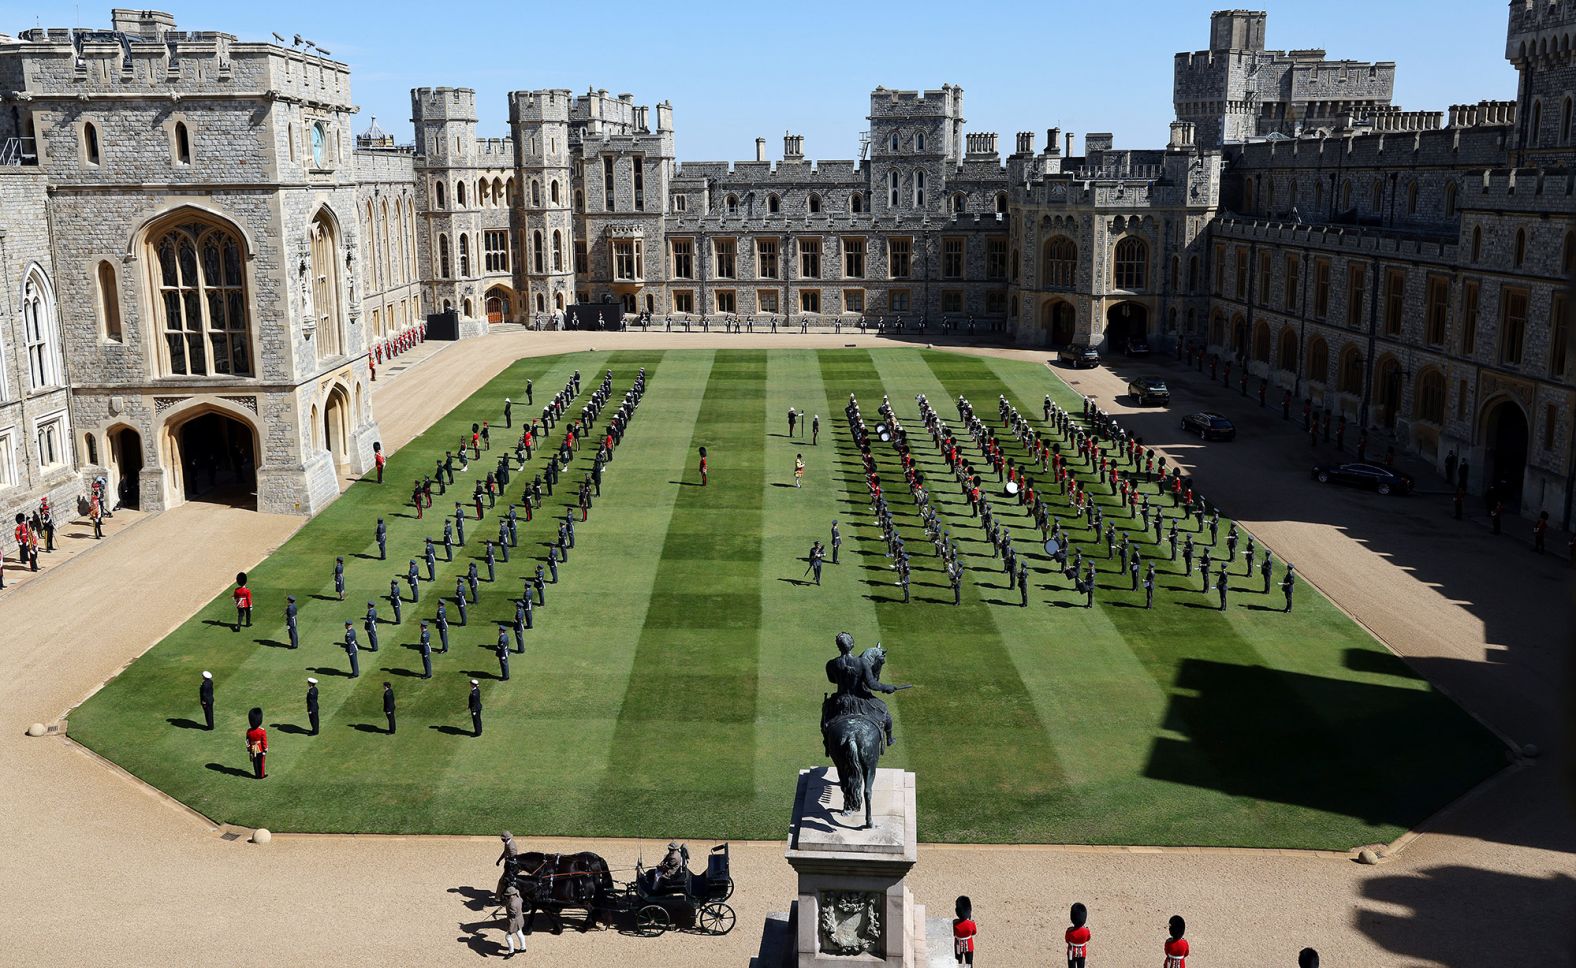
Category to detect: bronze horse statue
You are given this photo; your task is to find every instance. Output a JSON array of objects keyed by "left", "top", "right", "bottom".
[
  {"left": 821, "top": 641, "right": 903, "bottom": 830},
  {"left": 500, "top": 851, "right": 613, "bottom": 934}
]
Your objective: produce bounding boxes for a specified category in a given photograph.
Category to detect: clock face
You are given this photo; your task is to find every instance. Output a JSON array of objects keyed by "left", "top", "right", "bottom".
[{"left": 311, "top": 123, "right": 326, "bottom": 167}]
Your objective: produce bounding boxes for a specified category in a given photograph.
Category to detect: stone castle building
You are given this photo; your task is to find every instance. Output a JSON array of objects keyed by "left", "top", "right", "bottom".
[{"left": 0, "top": 5, "right": 1571, "bottom": 526}]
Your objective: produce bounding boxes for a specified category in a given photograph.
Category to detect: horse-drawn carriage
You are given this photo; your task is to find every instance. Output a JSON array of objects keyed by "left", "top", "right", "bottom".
[
  {"left": 615, "top": 842, "right": 736, "bottom": 937},
  {"left": 499, "top": 842, "right": 734, "bottom": 938}
]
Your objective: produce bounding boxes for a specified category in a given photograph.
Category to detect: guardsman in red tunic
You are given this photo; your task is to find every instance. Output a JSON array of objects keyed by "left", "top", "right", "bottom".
[
  {"left": 952, "top": 896, "right": 977, "bottom": 966},
  {"left": 1065, "top": 902, "right": 1091, "bottom": 968},
  {"left": 373, "top": 442, "right": 386, "bottom": 483},
  {"left": 1163, "top": 915, "right": 1189, "bottom": 968},
  {"left": 245, "top": 707, "right": 268, "bottom": 779},
  {"left": 698, "top": 446, "right": 709, "bottom": 486},
  {"left": 233, "top": 572, "right": 253, "bottom": 631}
]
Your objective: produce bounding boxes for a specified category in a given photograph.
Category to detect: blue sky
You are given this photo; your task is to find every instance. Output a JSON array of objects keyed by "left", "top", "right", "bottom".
[{"left": 19, "top": 2, "right": 1518, "bottom": 159}]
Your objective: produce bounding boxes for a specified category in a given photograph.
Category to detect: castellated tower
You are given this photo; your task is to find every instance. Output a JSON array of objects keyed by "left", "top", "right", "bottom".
[
  {"left": 412, "top": 87, "right": 488, "bottom": 334},
  {"left": 1505, "top": 0, "right": 1576, "bottom": 164},
  {"left": 867, "top": 85, "right": 965, "bottom": 218},
  {"left": 508, "top": 90, "right": 576, "bottom": 319}
]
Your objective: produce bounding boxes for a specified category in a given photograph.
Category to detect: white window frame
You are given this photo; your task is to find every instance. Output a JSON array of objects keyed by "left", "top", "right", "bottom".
[
  {"left": 32, "top": 409, "right": 69, "bottom": 473},
  {"left": 0, "top": 430, "right": 15, "bottom": 488},
  {"left": 21, "top": 266, "right": 61, "bottom": 392}
]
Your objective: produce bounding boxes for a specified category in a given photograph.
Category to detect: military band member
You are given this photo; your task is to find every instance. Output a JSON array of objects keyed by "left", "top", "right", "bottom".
[
  {"left": 419, "top": 622, "right": 433, "bottom": 679},
  {"left": 534, "top": 565, "right": 546, "bottom": 606},
  {"left": 513, "top": 600, "right": 528, "bottom": 651},
  {"left": 455, "top": 504, "right": 467, "bottom": 546},
  {"left": 407, "top": 560, "right": 421, "bottom": 602},
  {"left": 425, "top": 538, "right": 438, "bottom": 581},
  {"left": 1216, "top": 569, "right": 1229, "bottom": 610},
  {"left": 547, "top": 549, "right": 559, "bottom": 584},
  {"left": 306, "top": 677, "right": 319, "bottom": 735},
  {"left": 1144, "top": 564, "right": 1156, "bottom": 609},
  {"left": 388, "top": 578, "right": 403, "bottom": 624},
  {"left": 334, "top": 556, "right": 346, "bottom": 601},
  {"left": 520, "top": 589, "right": 533, "bottom": 630},
  {"left": 443, "top": 520, "right": 455, "bottom": 561},
  {"left": 1017, "top": 561, "right": 1029, "bottom": 607},
  {"left": 467, "top": 561, "right": 480, "bottom": 602},
  {"left": 454, "top": 579, "right": 468, "bottom": 626},
  {"left": 497, "top": 524, "right": 511, "bottom": 562},
  {"left": 285, "top": 595, "right": 299, "bottom": 649},
  {"left": 950, "top": 564, "right": 963, "bottom": 606}
]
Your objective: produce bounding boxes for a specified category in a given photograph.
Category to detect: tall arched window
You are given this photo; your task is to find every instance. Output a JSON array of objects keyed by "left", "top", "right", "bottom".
[
  {"left": 550, "top": 180, "right": 560, "bottom": 204},
  {"left": 1471, "top": 226, "right": 1483, "bottom": 262},
  {"left": 1042, "top": 236, "right": 1076, "bottom": 288},
  {"left": 97, "top": 260, "right": 122, "bottom": 341},
  {"left": 850, "top": 193, "right": 864, "bottom": 214},
  {"left": 531, "top": 180, "right": 542, "bottom": 206},
  {"left": 768, "top": 194, "right": 781, "bottom": 214},
  {"left": 1308, "top": 337, "right": 1330, "bottom": 383},
  {"left": 434, "top": 180, "right": 446, "bottom": 209},
  {"left": 310, "top": 211, "right": 344, "bottom": 360},
  {"left": 1113, "top": 237, "right": 1148, "bottom": 290},
  {"left": 808, "top": 193, "right": 822, "bottom": 213},
  {"left": 889, "top": 132, "right": 899, "bottom": 152},
  {"left": 21, "top": 268, "right": 60, "bottom": 389},
  {"left": 403, "top": 200, "right": 415, "bottom": 282},
  {"left": 552, "top": 230, "right": 563, "bottom": 271},
  {"left": 915, "top": 132, "right": 925, "bottom": 152},
  {"left": 174, "top": 121, "right": 191, "bottom": 165},
  {"left": 1278, "top": 326, "right": 1298, "bottom": 371},
  {"left": 438, "top": 234, "right": 451, "bottom": 279},
  {"left": 532, "top": 231, "right": 544, "bottom": 273},
  {"left": 83, "top": 121, "right": 100, "bottom": 166},
  {"left": 913, "top": 170, "right": 925, "bottom": 207},
  {"left": 951, "top": 192, "right": 967, "bottom": 214},
  {"left": 458, "top": 233, "right": 471, "bottom": 276},
  {"left": 1416, "top": 370, "right": 1446, "bottom": 423},
  {"left": 362, "top": 204, "right": 378, "bottom": 291},
  {"left": 995, "top": 192, "right": 1007, "bottom": 214},
  {"left": 456, "top": 181, "right": 467, "bottom": 207},
  {"left": 1514, "top": 229, "right": 1527, "bottom": 268},
  {"left": 888, "top": 171, "right": 899, "bottom": 207},
  {"left": 1406, "top": 181, "right": 1418, "bottom": 214},
  {"left": 1252, "top": 320, "right": 1271, "bottom": 363},
  {"left": 1370, "top": 178, "right": 1383, "bottom": 212},
  {"left": 150, "top": 216, "right": 251, "bottom": 375},
  {"left": 1444, "top": 181, "right": 1458, "bottom": 218},
  {"left": 380, "top": 199, "right": 393, "bottom": 290},
  {"left": 1563, "top": 97, "right": 1574, "bottom": 145},
  {"left": 1530, "top": 99, "right": 1543, "bottom": 147},
  {"left": 726, "top": 194, "right": 739, "bottom": 214}
]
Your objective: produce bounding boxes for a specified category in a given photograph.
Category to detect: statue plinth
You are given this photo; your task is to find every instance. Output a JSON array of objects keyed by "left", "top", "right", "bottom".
[{"left": 783, "top": 767, "right": 926, "bottom": 967}]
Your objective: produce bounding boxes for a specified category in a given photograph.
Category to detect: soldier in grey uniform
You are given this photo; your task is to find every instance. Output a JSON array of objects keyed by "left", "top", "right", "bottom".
[
  {"left": 442, "top": 520, "right": 455, "bottom": 562},
  {"left": 418, "top": 621, "right": 433, "bottom": 679},
  {"left": 950, "top": 563, "right": 963, "bottom": 606},
  {"left": 435, "top": 599, "right": 451, "bottom": 652},
  {"left": 424, "top": 539, "right": 438, "bottom": 581},
  {"left": 1083, "top": 563, "right": 1096, "bottom": 608},
  {"left": 484, "top": 541, "right": 497, "bottom": 582},
  {"left": 831, "top": 521, "right": 842, "bottom": 564},
  {"left": 363, "top": 602, "right": 381, "bottom": 651},
  {"left": 388, "top": 578, "right": 403, "bottom": 624},
  {"left": 1281, "top": 563, "right": 1296, "bottom": 612},
  {"left": 285, "top": 595, "right": 299, "bottom": 649},
  {"left": 375, "top": 517, "right": 387, "bottom": 560},
  {"left": 466, "top": 562, "right": 480, "bottom": 602},
  {"left": 1216, "top": 568, "right": 1229, "bottom": 610},
  {"left": 469, "top": 679, "right": 483, "bottom": 737},
  {"left": 334, "top": 557, "right": 346, "bottom": 601},
  {"left": 547, "top": 548, "right": 559, "bottom": 584},
  {"left": 1017, "top": 561, "right": 1029, "bottom": 607},
  {"left": 495, "top": 627, "right": 512, "bottom": 681},
  {"left": 1144, "top": 564, "right": 1156, "bottom": 609},
  {"left": 513, "top": 599, "right": 528, "bottom": 651},
  {"left": 455, "top": 504, "right": 467, "bottom": 546},
  {"left": 497, "top": 522, "right": 511, "bottom": 562},
  {"left": 534, "top": 565, "right": 547, "bottom": 606},
  {"left": 306, "top": 677, "right": 319, "bottom": 734},
  {"left": 343, "top": 622, "right": 361, "bottom": 678},
  {"left": 407, "top": 560, "right": 421, "bottom": 602},
  {"left": 1261, "top": 549, "right": 1275, "bottom": 592}
]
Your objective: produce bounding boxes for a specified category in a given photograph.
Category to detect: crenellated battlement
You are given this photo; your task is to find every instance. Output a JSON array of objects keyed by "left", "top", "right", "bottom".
[
  {"left": 1228, "top": 122, "right": 1516, "bottom": 172},
  {"left": 1507, "top": 0, "right": 1576, "bottom": 62},
  {"left": 412, "top": 87, "right": 478, "bottom": 121},
  {"left": 1212, "top": 215, "right": 1459, "bottom": 259},
  {"left": 867, "top": 85, "right": 963, "bottom": 119},
  {"left": 509, "top": 89, "right": 573, "bottom": 124}
]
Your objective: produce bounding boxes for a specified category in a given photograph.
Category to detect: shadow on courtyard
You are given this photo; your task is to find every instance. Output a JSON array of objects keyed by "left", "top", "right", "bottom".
[{"left": 1356, "top": 864, "right": 1576, "bottom": 967}]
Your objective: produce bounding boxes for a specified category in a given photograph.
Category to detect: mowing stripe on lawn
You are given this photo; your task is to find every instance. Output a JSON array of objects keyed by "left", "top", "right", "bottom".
[
  {"left": 815, "top": 349, "right": 1064, "bottom": 843},
  {"left": 598, "top": 350, "right": 770, "bottom": 836}
]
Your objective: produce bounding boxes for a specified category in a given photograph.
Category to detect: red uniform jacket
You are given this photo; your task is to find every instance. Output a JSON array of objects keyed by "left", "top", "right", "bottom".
[
  {"left": 245, "top": 726, "right": 268, "bottom": 754},
  {"left": 1065, "top": 925, "right": 1091, "bottom": 958},
  {"left": 234, "top": 586, "right": 253, "bottom": 609},
  {"left": 952, "top": 918, "right": 977, "bottom": 954},
  {"left": 1164, "top": 936, "right": 1190, "bottom": 968}
]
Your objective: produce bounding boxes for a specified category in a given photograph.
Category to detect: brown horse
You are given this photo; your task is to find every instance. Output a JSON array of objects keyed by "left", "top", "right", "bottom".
[{"left": 499, "top": 851, "right": 613, "bottom": 934}]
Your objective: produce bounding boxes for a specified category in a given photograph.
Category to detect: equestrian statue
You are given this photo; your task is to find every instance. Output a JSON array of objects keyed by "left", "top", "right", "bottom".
[{"left": 820, "top": 631, "right": 912, "bottom": 829}]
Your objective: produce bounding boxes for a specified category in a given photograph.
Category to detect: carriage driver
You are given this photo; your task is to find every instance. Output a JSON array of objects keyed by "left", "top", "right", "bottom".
[
  {"left": 653, "top": 842, "right": 687, "bottom": 892},
  {"left": 824, "top": 632, "right": 898, "bottom": 751}
]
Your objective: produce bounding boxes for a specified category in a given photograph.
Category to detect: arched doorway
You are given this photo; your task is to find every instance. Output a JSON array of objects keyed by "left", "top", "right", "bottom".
[
  {"left": 1104, "top": 301, "right": 1148, "bottom": 353},
  {"left": 1376, "top": 357, "right": 1403, "bottom": 430},
  {"left": 323, "top": 384, "right": 351, "bottom": 469},
  {"left": 484, "top": 285, "right": 514, "bottom": 324},
  {"left": 168, "top": 409, "right": 257, "bottom": 508},
  {"left": 109, "top": 427, "right": 144, "bottom": 510},
  {"left": 1483, "top": 399, "right": 1529, "bottom": 505},
  {"left": 1040, "top": 300, "right": 1076, "bottom": 347}
]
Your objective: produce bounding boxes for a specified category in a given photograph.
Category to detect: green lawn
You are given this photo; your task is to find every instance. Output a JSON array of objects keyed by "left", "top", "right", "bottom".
[{"left": 68, "top": 348, "right": 1506, "bottom": 848}]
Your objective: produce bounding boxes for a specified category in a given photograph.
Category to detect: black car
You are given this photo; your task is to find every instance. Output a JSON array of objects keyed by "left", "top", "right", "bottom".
[
  {"left": 1124, "top": 338, "right": 1151, "bottom": 357},
  {"left": 1127, "top": 377, "right": 1170, "bottom": 406},
  {"left": 1057, "top": 344, "right": 1100, "bottom": 368},
  {"left": 1312, "top": 462, "right": 1414, "bottom": 496},
  {"left": 1180, "top": 412, "right": 1236, "bottom": 441}
]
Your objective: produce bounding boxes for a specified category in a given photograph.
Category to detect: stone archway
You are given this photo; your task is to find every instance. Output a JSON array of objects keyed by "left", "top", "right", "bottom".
[
  {"left": 109, "top": 426, "right": 144, "bottom": 510},
  {"left": 1104, "top": 301, "right": 1149, "bottom": 353},
  {"left": 323, "top": 383, "right": 352, "bottom": 470},
  {"left": 164, "top": 407, "right": 258, "bottom": 509},
  {"left": 1482, "top": 398, "right": 1529, "bottom": 505},
  {"left": 484, "top": 284, "right": 515, "bottom": 324},
  {"left": 1040, "top": 300, "right": 1076, "bottom": 347}
]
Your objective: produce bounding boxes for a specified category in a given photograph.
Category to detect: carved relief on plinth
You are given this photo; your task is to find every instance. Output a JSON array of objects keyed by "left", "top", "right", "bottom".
[{"left": 818, "top": 890, "right": 882, "bottom": 956}]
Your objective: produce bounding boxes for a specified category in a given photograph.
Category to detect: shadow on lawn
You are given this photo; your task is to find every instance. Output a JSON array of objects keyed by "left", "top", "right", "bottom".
[
  {"left": 166, "top": 717, "right": 206, "bottom": 730},
  {"left": 204, "top": 762, "right": 252, "bottom": 778},
  {"left": 1143, "top": 658, "right": 1504, "bottom": 832}
]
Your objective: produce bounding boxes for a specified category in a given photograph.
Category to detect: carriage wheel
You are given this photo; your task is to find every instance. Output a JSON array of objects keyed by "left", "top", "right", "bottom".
[
  {"left": 697, "top": 901, "right": 736, "bottom": 936},
  {"left": 718, "top": 875, "right": 734, "bottom": 901},
  {"left": 635, "top": 904, "right": 671, "bottom": 937}
]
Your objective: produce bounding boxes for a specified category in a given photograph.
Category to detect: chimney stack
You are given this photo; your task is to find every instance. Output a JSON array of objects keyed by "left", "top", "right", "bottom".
[
  {"left": 1065, "top": 131, "right": 1075, "bottom": 157},
  {"left": 755, "top": 137, "right": 767, "bottom": 162},
  {"left": 783, "top": 134, "right": 804, "bottom": 160}
]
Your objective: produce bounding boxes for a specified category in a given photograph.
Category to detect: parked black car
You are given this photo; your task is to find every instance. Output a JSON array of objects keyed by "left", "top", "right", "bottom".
[
  {"left": 1127, "top": 377, "right": 1170, "bottom": 406},
  {"left": 1312, "top": 462, "right": 1414, "bottom": 495},
  {"left": 1124, "top": 338, "right": 1151, "bottom": 357},
  {"left": 1180, "top": 412, "right": 1236, "bottom": 441},
  {"left": 1057, "top": 344, "right": 1100, "bottom": 368}
]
